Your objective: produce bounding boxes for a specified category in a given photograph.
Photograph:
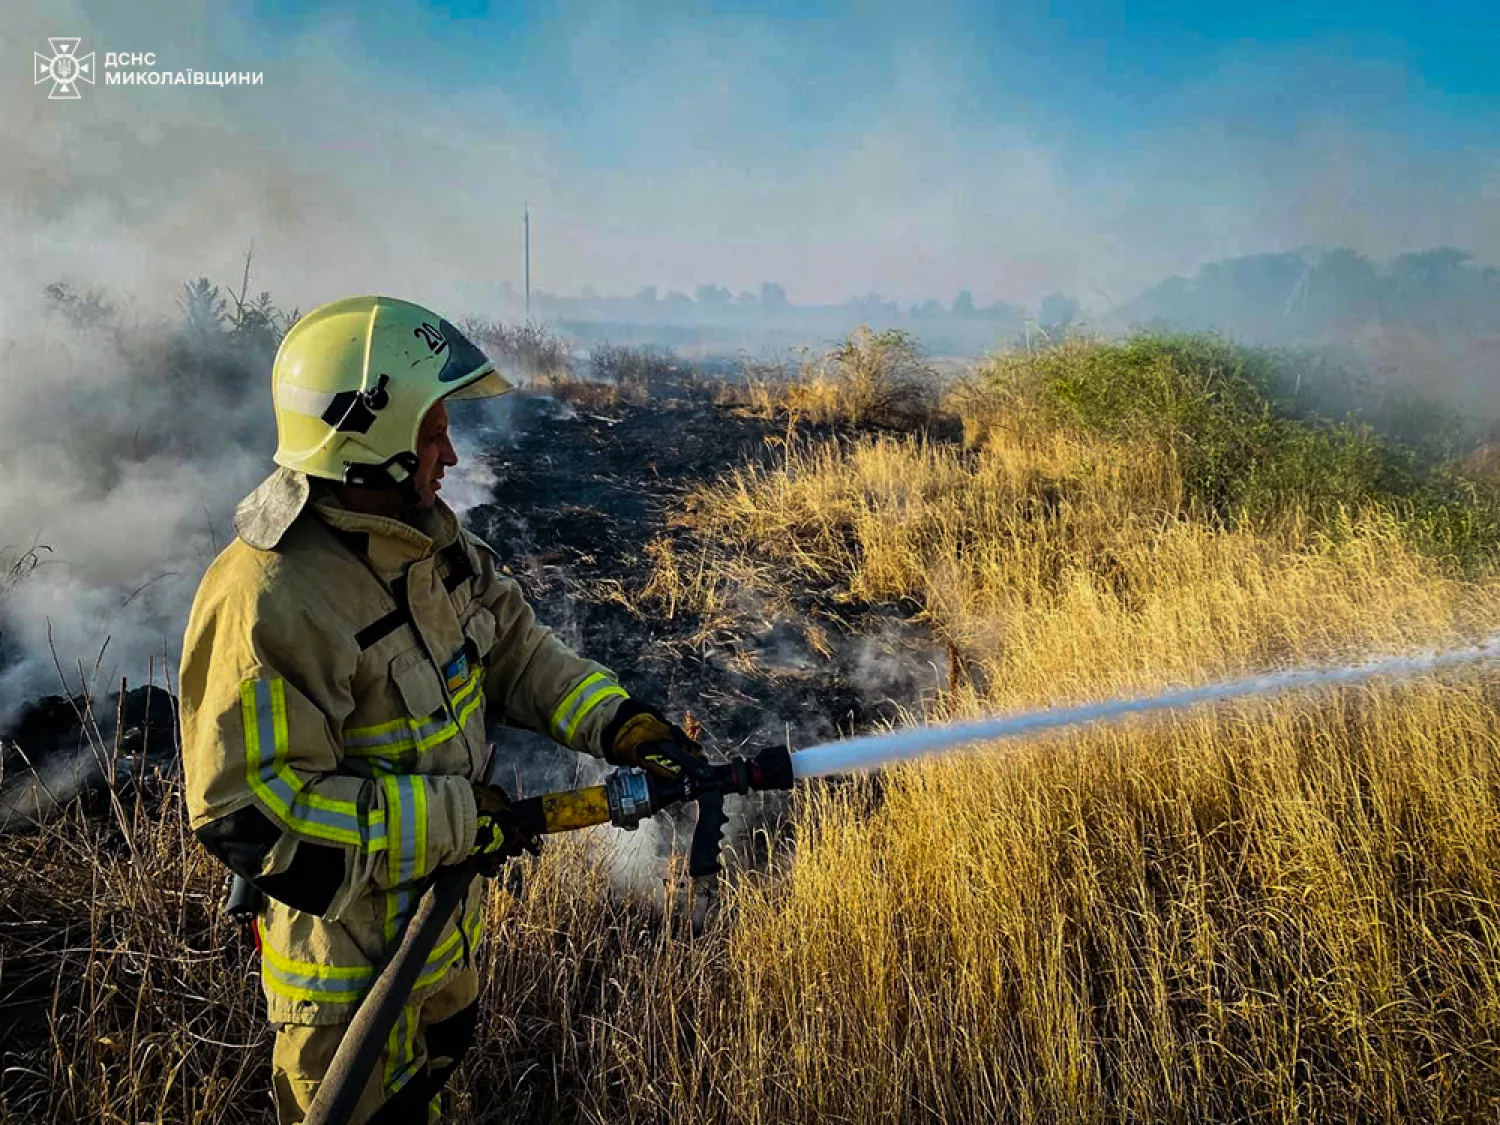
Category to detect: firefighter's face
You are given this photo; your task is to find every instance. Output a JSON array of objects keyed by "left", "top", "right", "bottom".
[{"left": 411, "top": 401, "right": 458, "bottom": 510}]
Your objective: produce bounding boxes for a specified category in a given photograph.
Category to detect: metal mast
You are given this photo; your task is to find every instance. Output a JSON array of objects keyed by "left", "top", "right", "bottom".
[{"left": 523, "top": 202, "right": 531, "bottom": 319}]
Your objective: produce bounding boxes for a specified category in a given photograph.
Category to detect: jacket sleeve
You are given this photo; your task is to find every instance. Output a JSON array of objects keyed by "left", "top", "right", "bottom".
[
  {"left": 179, "top": 553, "right": 478, "bottom": 919},
  {"left": 466, "top": 534, "right": 630, "bottom": 758}
]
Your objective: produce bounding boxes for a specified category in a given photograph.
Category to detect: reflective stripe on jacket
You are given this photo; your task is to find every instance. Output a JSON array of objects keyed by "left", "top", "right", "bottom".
[{"left": 180, "top": 472, "right": 629, "bottom": 1025}]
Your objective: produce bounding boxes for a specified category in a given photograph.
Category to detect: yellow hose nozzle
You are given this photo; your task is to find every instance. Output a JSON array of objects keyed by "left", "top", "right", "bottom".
[{"left": 536, "top": 785, "right": 612, "bottom": 832}]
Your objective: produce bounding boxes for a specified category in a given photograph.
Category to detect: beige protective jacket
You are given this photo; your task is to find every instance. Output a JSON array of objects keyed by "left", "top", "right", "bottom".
[{"left": 180, "top": 468, "right": 630, "bottom": 1027}]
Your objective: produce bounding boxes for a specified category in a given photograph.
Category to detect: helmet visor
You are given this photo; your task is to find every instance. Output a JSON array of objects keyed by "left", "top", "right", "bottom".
[{"left": 445, "top": 365, "right": 513, "bottom": 400}]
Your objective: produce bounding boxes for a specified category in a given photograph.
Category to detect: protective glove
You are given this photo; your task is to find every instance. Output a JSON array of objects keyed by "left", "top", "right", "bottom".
[
  {"left": 602, "top": 699, "right": 708, "bottom": 782},
  {"left": 471, "top": 783, "right": 542, "bottom": 876}
]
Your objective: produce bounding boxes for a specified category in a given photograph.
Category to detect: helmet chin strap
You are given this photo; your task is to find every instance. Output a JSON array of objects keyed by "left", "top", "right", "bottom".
[{"left": 342, "top": 451, "right": 424, "bottom": 507}]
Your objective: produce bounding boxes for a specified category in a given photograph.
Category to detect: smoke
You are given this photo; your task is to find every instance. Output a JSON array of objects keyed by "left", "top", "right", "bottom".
[
  {"left": 0, "top": 282, "right": 277, "bottom": 721},
  {"left": 0, "top": 286, "right": 519, "bottom": 725},
  {"left": 444, "top": 393, "right": 521, "bottom": 517}
]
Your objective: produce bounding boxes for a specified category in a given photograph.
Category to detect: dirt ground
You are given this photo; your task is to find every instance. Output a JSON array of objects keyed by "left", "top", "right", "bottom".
[{"left": 462, "top": 385, "right": 944, "bottom": 772}]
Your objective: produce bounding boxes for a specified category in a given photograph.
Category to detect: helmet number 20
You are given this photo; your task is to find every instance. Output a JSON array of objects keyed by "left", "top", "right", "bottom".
[{"left": 413, "top": 322, "right": 448, "bottom": 356}]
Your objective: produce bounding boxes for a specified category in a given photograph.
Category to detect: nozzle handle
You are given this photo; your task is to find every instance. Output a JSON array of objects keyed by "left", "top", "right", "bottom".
[{"left": 689, "top": 791, "right": 728, "bottom": 878}]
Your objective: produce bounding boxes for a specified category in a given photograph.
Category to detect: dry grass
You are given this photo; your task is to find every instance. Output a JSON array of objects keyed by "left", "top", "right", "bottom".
[
  {"left": 7, "top": 350, "right": 1500, "bottom": 1122},
  {"left": 633, "top": 394, "right": 1500, "bottom": 1121},
  {"left": 730, "top": 327, "right": 944, "bottom": 430}
]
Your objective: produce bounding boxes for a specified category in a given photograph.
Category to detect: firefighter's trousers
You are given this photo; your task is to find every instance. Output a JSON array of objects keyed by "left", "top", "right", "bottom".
[{"left": 271, "top": 968, "right": 479, "bottom": 1125}]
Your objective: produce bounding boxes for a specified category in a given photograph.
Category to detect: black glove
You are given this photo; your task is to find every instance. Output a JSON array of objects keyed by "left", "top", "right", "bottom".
[
  {"left": 471, "top": 783, "right": 542, "bottom": 876},
  {"left": 602, "top": 699, "right": 707, "bottom": 782}
]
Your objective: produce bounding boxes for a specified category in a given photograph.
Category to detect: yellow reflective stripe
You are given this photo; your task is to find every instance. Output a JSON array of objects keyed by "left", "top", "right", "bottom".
[
  {"left": 412, "top": 895, "right": 484, "bottom": 989},
  {"left": 384, "top": 775, "right": 403, "bottom": 889},
  {"left": 260, "top": 897, "right": 485, "bottom": 1006},
  {"left": 566, "top": 683, "right": 627, "bottom": 741},
  {"left": 344, "top": 668, "right": 480, "bottom": 741},
  {"left": 455, "top": 682, "right": 484, "bottom": 728},
  {"left": 550, "top": 673, "right": 604, "bottom": 737},
  {"left": 344, "top": 712, "right": 448, "bottom": 753},
  {"left": 343, "top": 714, "right": 410, "bottom": 740},
  {"left": 386, "top": 1001, "right": 421, "bottom": 1092},
  {"left": 343, "top": 668, "right": 483, "bottom": 758},
  {"left": 383, "top": 775, "right": 424, "bottom": 885},
  {"left": 260, "top": 936, "right": 373, "bottom": 980},
  {"left": 413, "top": 718, "right": 459, "bottom": 753},
  {"left": 263, "top": 977, "right": 368, "bottom": 1005},
  {"left": 261, "top": 938, "right": 374, "bottom": 1005},
  {"left": 450, "top": 666, "right": 481, "bottom": 708},
  {"left": 412, "top": 781, "right": 428, "bottom": 879},
  {"left": 240, "top": 679, "right": 386, "bottom": 851},
  {"left": 552, "top": 673, "right": 628, "bottom": 742}
]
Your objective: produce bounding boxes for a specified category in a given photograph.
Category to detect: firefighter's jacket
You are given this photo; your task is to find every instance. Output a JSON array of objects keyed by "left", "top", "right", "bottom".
[{"left": 180, "top": 468, "right": 630, "bottom": 1025}]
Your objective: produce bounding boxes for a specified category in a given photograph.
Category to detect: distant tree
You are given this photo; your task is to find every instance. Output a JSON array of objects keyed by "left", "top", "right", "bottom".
[
  {"left": 1298, "top": 248, "right": 1380, "bottom": 327},
  {"left": 1383, "top": 247, "right": 1495, "bottom": 330},
  {"left": 179, "top": 277, "right": 226, "bottom": 337},
  {"left": 220, "top": 245, "right": 290, "bottom": 347},
  {"left": 759, "top": 281, "right": 788, "bottom": 310},
  {"left": 953, "top": 290, "right": 976, "bottom": 317},
  {"left": 230, "top": 291, "right": 285, "bottom": 351},
  {"left": 694, "top": 284, "right": 732, "bottom": 307}
]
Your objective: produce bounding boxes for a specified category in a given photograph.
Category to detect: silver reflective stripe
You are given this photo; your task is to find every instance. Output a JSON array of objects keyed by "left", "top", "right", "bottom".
[
  {"left": 276, "top": 382, "right": 341, "bottom": 419},
  {"left": 344, "top": 712, "right": 449, "bottom": 753},
  {"left": 245, "top": 679, "right": 384, "bottom": 848}
]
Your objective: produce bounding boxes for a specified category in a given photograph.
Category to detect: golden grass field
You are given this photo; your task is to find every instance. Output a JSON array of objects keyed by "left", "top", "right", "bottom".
[{"left": 5, "top": 335, "right": 1500, "bottom": 1123}]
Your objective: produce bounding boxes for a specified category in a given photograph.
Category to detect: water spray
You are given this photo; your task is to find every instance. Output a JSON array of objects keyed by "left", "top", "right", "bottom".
[{"left": 790, "top": 633, "right": 1500, "bottom": 779}]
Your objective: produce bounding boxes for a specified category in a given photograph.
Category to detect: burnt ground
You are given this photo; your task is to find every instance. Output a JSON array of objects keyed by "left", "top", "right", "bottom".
[{"left": 462, "top": 384, "right": 946, "bottom": 774}]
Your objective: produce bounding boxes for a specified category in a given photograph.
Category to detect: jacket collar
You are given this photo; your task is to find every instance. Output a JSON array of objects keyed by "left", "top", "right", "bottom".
[
  {"left": 233, "top": 466, "right": 461, "bottom": 579},
  {"left": 311, "top": 491, "right": 460, "bottom": 580}
]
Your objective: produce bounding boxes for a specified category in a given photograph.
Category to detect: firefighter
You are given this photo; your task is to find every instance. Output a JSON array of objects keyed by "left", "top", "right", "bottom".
[{"left": 179, "top": 295, "right": 701, "bottom": 1123}]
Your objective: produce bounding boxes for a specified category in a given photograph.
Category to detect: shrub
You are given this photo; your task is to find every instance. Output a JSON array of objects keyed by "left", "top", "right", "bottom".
[
  {"left": 972, "top": 335, "right": 1500, "bottom": 565},
  {"left": 463, "top": 319, "right": 575, "bottom": 384}
]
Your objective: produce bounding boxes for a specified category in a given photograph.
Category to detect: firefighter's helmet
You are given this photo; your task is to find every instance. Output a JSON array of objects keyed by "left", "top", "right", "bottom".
[{"left": 270, "top": 295, "right": 512, "bottom": 488}]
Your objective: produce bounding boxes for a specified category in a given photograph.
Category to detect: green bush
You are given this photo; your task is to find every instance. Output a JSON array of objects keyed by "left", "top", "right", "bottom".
[{"left": 991, "top": 334, "right": 1500, "bottom": 566}]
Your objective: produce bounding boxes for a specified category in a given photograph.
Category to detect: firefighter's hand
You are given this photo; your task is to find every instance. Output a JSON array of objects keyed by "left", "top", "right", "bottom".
[
  {"left": 471, "top": 783, "right": 541, "bottom": 876},
  {"left": 603, "top": 700, "right": 707, "bottom": 781}
]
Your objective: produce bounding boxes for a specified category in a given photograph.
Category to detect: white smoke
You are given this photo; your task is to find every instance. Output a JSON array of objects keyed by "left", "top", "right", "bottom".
[{"left": 0, "top": 282, "right": 276, "bottom": 720}]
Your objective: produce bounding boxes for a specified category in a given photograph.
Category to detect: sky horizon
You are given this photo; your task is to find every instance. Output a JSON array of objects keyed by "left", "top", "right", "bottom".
[{"left": 9, "top": 0, "right": 1498, "bottom": 317}]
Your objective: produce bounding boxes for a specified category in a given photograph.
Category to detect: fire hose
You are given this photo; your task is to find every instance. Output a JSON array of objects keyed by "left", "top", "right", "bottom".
[{"left": 302, "top": 744, "right": 795, "bottom": 1125}]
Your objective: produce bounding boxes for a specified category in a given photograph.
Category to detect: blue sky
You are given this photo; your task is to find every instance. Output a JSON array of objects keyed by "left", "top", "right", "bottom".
[
  {"left": 11, "top": 0, "right": 1499, "bottom": 310},
  {"left": 246, "top": 0, "right": 1499, "bottom": 132}
]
